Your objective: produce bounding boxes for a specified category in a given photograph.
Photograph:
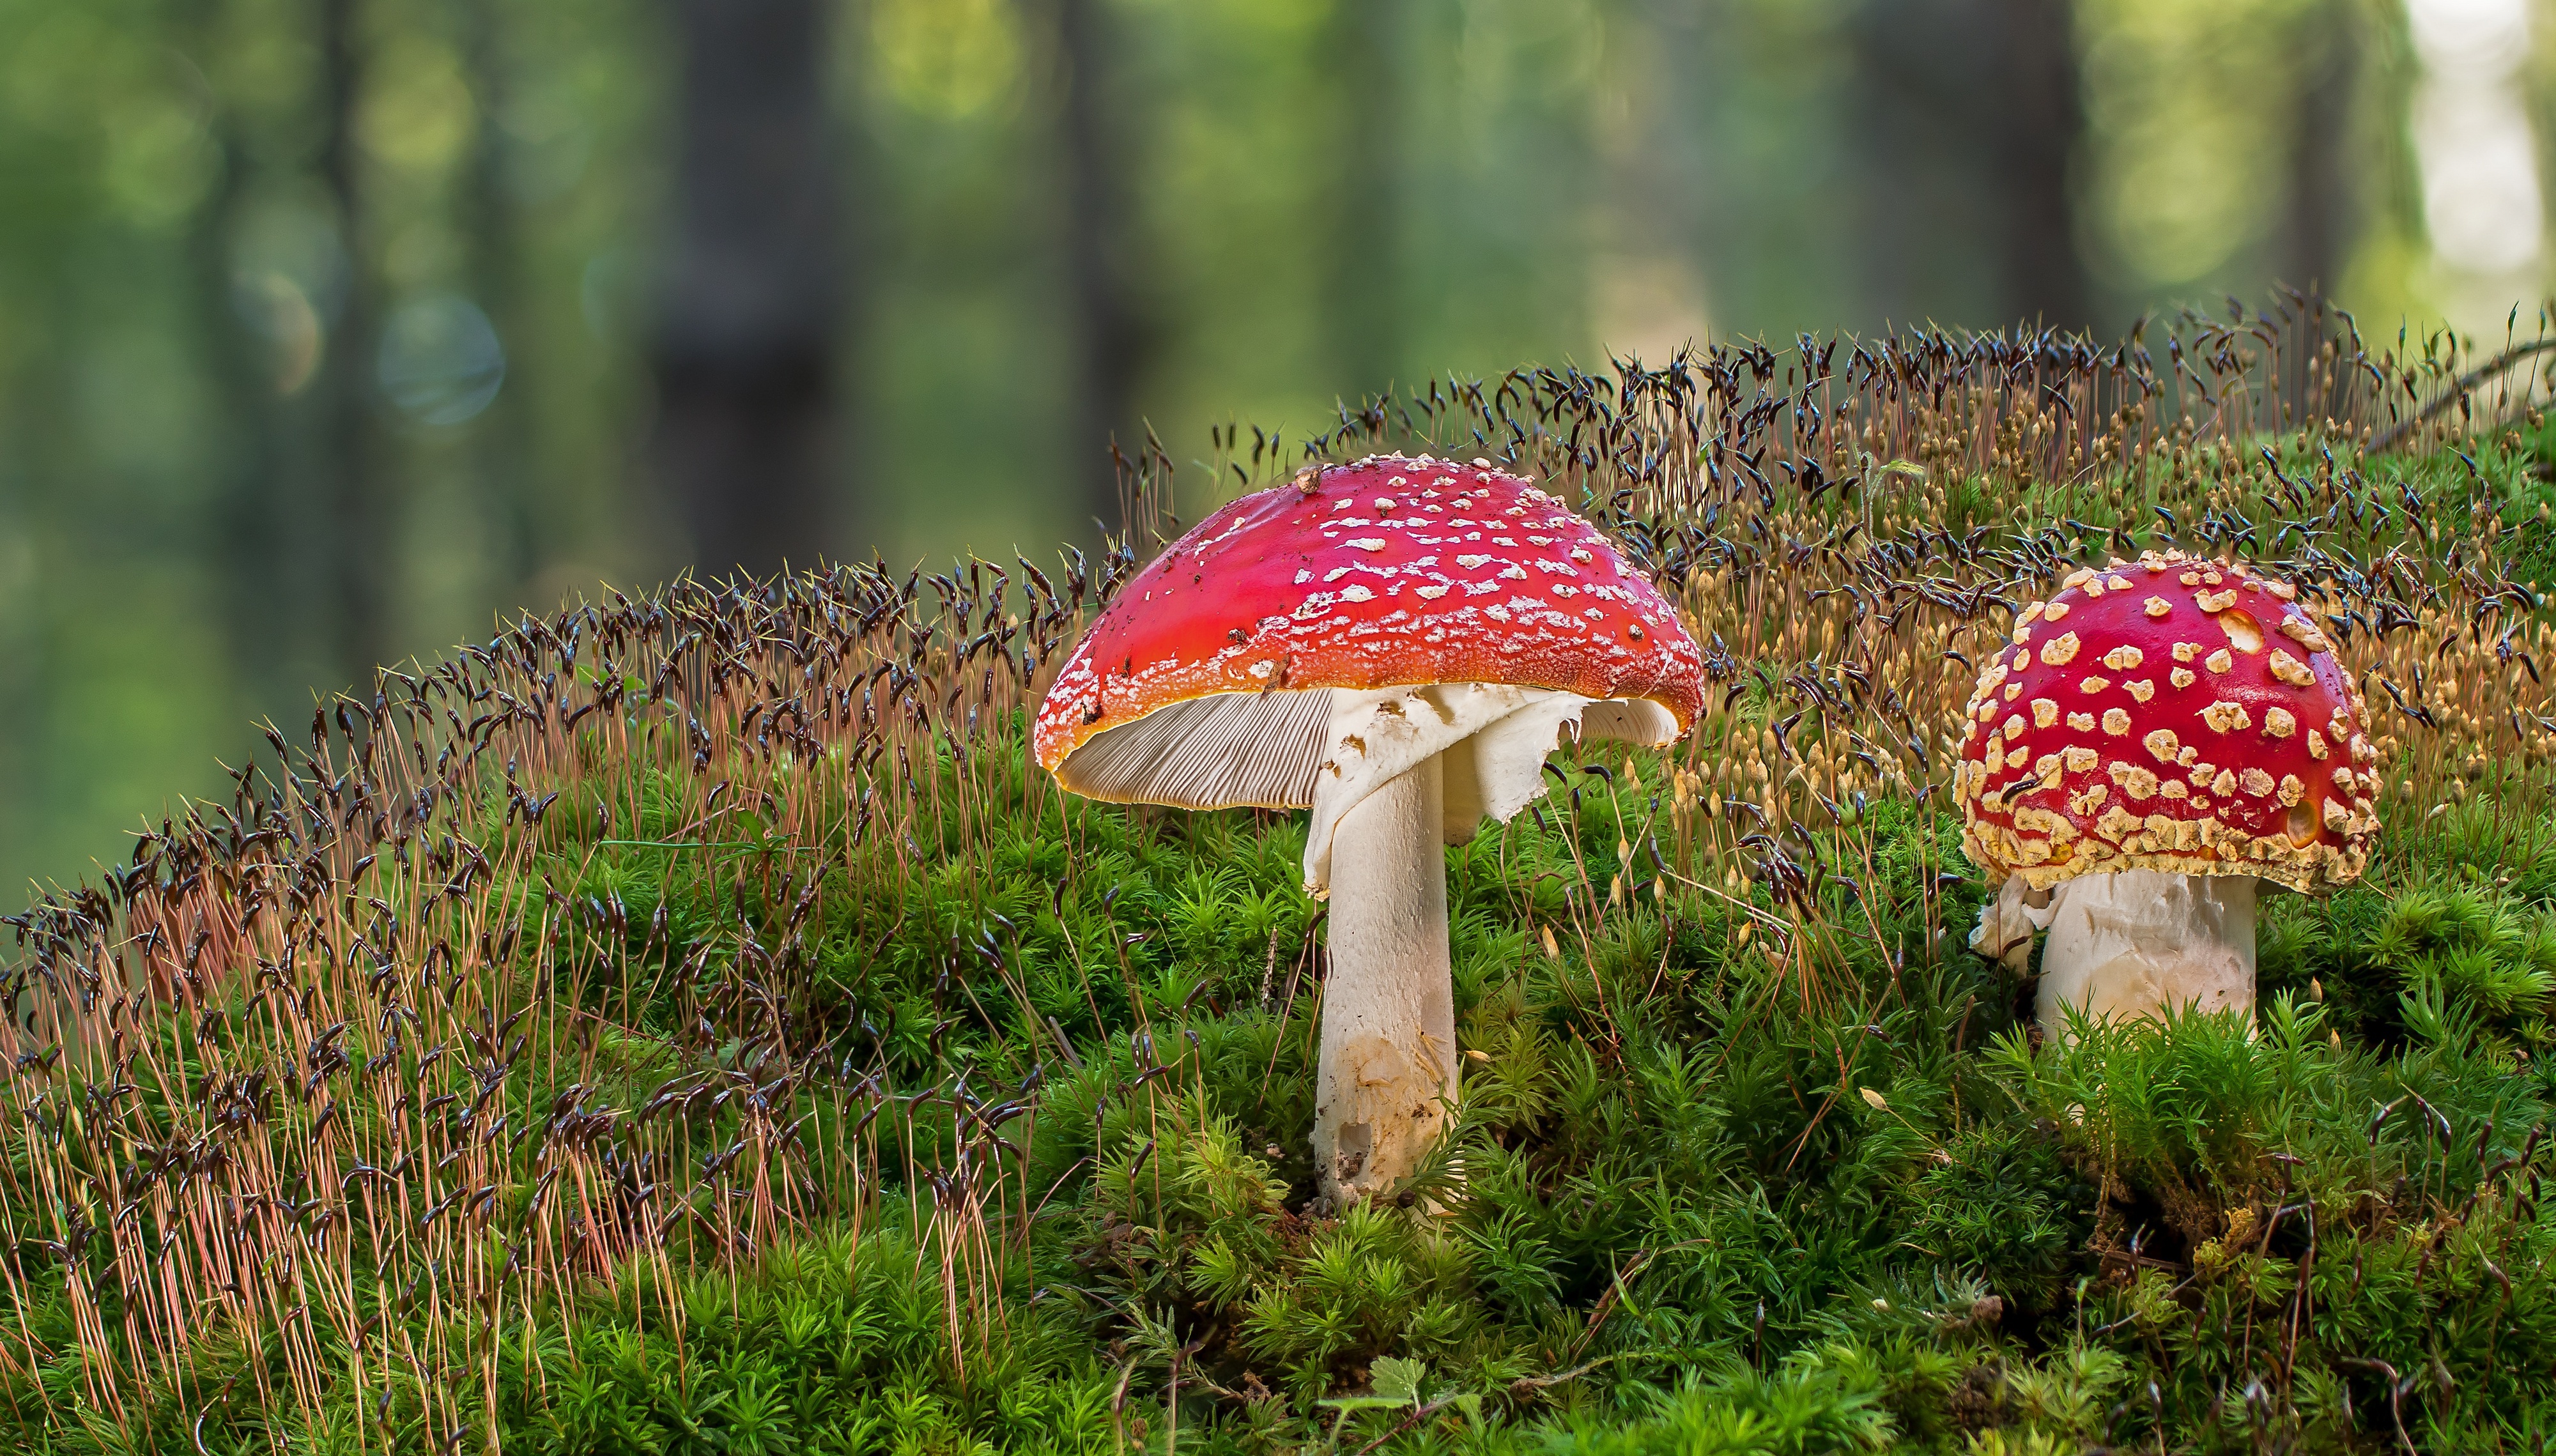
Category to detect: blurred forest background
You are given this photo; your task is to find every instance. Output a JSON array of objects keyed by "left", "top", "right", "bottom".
[{"left": 0, "top": 0, "right": 2548, "bottom": 895}]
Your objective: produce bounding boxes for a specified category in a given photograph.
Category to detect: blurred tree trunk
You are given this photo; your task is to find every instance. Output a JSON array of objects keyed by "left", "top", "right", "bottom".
[
  {"left": 1055, "top": 0, "right": 1151, "bottom": 538},
  {"left": 654, "top": 0, "right": 840, "bottom": 581},
  {"left": 316, "top": 0, "right": 389, "bottom": 677},
  {"left": 2284, "top": 3, "right": 2352, "bottom": 296},
  {"left": 1327, "top": 0, "right": 1398, "bottom": 406},
  {"left": 457, "top": 0, "right": 537, "bottom": 602},
  {"left": 181, "top": 1, "right": 293, "bottom": 713},
  {"left": 1852, "top": 0, "right": 2091, "bottom": 333},
  {"left": 1991, "top": 0, "right": 2090, "bottom": 331}
]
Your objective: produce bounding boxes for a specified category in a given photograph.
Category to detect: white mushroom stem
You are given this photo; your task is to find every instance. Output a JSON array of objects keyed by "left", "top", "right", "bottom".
[
  {"left": 1980, "top": 870, "right": 2258, "bottom": 1035},
  {"left": 1301, "top": 683, "right": 1679, "bottom": 1202},
  {"left": 1312, "top": 753, "right": 1455, "bottom": 1204}
]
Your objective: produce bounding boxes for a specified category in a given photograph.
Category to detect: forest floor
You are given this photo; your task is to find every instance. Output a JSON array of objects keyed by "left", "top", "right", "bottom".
[
  {"left": 10, "top": 327, "right": 2556, "bottom": 1453},
  {"left": 20, "top": 719, "right": 2556, "bottom": 1455}
]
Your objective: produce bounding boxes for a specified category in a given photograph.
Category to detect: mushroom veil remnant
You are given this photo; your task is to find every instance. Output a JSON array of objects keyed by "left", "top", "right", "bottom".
[
  {"left": 1959, "top": 551, "right": 2381, "bottom": 1032},
  {"left": 1035, "top": 454, "right": 1704, "bottom": 1202}
]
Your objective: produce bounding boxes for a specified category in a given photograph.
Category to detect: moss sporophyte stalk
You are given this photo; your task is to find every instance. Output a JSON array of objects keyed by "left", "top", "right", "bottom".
[{"left": 19, "top": 298, "right": 2556, "bottom": 1450}]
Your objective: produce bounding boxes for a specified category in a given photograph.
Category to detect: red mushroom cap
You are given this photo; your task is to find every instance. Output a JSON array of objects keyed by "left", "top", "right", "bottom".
[
  {"left": 1034, "top": 454, "right": 1704, "bottom": 806},
  {"left": 1956, "top": 551, "right": 2379, "bottom": 893}
]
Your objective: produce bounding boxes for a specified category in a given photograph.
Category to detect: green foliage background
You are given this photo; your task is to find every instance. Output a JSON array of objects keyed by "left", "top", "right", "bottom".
[{"left": 0, "top": 0, "right": 2509, "bottom": 898}]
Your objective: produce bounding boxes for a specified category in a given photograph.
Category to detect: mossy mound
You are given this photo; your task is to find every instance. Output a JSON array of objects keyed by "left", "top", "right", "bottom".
[{"left": 13, "top": 303, "right": 2556, "bottom": 1452}]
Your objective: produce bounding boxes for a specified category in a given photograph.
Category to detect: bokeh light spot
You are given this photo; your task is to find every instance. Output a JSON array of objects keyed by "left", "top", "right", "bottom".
[{"left": 378, "top": 293, "right": 505, "bottom": 427}]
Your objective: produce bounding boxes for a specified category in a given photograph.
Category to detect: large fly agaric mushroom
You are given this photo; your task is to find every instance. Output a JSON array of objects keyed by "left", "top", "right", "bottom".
[
  {"left": 1960, "top": 551, "right": 2381, "bottom": 1031},
  {"left": 1035, "top": 454, "right": 1704, "bottom": 1202}
]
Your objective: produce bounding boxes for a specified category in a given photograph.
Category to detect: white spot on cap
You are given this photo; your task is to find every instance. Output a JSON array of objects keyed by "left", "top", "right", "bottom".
[
  {"left": 2200, "top": 700, "right": 2252, "bottom": 733},
  {"left": 1349, "top": 539, "right": 1387, "bottom": 552}
]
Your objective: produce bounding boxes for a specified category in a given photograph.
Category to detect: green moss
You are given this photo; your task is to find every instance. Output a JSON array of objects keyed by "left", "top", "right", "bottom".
[
  {"left": 21, "top": 713, "right": 2556, "bottom": 1454},
  {"left": 23, "top": 326, "right": 2556, "bottom": 1450}
]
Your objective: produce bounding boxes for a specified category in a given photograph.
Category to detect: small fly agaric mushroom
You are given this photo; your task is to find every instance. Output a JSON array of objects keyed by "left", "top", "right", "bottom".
[
  {"left": 1960, "top": 551, "right": 2381, "bottom": 1031},
  {"left": 1035, "top": 454, "right": 1704, "bottom": 1202}
]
